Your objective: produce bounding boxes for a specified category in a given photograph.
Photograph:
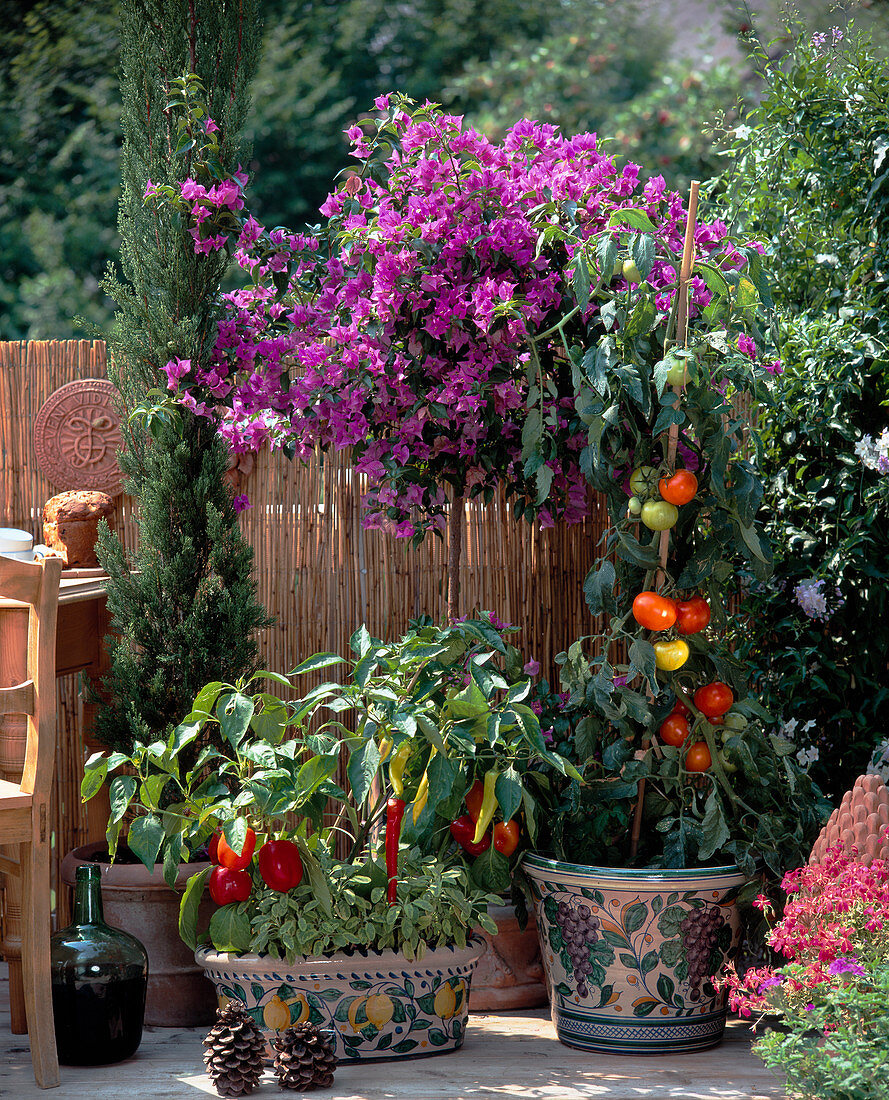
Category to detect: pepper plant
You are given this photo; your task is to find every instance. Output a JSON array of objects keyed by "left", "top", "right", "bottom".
[{"left": 81, "top": 617, "right": 576, "bottom": 961}]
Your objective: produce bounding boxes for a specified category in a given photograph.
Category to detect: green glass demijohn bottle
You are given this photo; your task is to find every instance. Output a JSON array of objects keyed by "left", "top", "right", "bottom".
[{"left": 50, "top": 863, "right": 149, "bottom": 1065}]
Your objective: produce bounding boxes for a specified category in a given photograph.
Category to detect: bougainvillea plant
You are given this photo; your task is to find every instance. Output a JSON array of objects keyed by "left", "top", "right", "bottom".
[
  {"left": 146, "top": 85, "right": 828, "bottom": 875},
  {"left": 717, "top": 839, "right": 889, "bottom": 1100},
  {"left": 147, "top": 89, "right": 762, "bottom": 618}
]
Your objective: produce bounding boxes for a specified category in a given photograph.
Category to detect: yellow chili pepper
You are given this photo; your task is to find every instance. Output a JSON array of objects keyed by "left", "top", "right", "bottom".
[
  {"left": 378, "top": 736, "right": 393, "bottom": 764},
  {"left": 412, "top": 772, "right": 429, "bottom": 823},
  {"left": 471, "top": 770, "right": 499, "bottom": 846},
  {"left": 412, "top": 748, "right": 436, "bottom": 823},
  {"left": 388, "top": 742, "right": 411, "bottom": 800}
]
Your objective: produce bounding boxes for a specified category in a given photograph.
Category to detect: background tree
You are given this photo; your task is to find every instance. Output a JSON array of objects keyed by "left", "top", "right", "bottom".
[
  {"left": 95, "top": 0, "right": 271, "bottom": 761},
  {"left": 715, "top": 22, "right": 889, "bottom": 799}
]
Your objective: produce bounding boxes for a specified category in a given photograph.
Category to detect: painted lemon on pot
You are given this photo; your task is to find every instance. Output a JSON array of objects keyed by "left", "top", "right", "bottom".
[{"left": 365, "top": 993, "right": 395, "bottom": 1028}]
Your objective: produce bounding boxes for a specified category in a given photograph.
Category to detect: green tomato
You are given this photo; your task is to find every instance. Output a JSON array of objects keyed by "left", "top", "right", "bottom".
[
  {"left": 717, "top": 749, "right": 738, "bottom": 775},
  {"left": 627, "top": 496, "right": 643, "bottom": 516},
  {"left": 723, "top": 712, "right": 749, "bottom": 731},
  {"left": 622, "top": 258, "right": 643, "bottom": 284},
  {"left": 667, "top": 352, "right": 697, "bottom": 387},
  {"left": 629, "top": 465, "right": 659, "bottom": 501},
  {"left": 641, "top": 500, "right": 679, "bottom": 531}
]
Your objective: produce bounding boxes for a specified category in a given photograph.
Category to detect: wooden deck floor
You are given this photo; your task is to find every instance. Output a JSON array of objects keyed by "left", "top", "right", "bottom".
[{"left": 0, "top": 965, "right": 786, "bottom": 1099}]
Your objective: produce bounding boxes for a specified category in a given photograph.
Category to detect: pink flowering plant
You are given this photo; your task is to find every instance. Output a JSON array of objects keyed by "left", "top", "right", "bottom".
[
  {"left": 143, "top": 88, "right": 785, "bottom": 618},
  {"left": 719, "top": 840, "right": 889, "bottom": 1099}
]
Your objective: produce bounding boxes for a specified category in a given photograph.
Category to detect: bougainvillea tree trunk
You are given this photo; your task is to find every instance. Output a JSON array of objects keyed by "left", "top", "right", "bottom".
[{"left": 447, "top": 493, "right": 465, "bottom": 623}]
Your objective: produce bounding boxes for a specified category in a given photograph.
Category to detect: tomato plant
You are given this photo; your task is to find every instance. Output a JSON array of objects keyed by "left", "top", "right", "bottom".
[
  {"left": 632, "top": 591, "right": 678, "bottom": 630},
  {"left": 217, "top": 827, "right": 256, "bottom": 871},
  {"left": 208, "top": 865, "right": 252, "bottom": 905},
  {"left": 492, "top": 820, "right": 520, "bottom": 856},
  {"left": 684, "top": 742, "right": 712, "bottom": 772},
  {"left": 659, "top": 469, "right": 698, "bottom": 506},
  {"left": 659, "top": 713, "right": 690, "bottom": 747},
  {"left": 653, "top": 638, "right": 690, "bottom": 671},
  {"left": 641, "top": 500, "right": 678, "bottom": 531},
  {"left": 676, "top": 596, "right": 711, "bottom": 635},
  {"left": 694, "top": 682, "right": 734, "bottom": 718},
  {"left": 257, "top": 839, "right": 304, "bottom": 892},
  {"left": 670, "top": 698, "right": 691, "bottom": 717}
]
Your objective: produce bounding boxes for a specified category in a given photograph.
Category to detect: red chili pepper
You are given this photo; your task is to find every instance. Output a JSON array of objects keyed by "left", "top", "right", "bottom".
[
  {"left": 386, "top": 797, "right": 406, "bottom": 905},
  {"left": 449, "top": 814, "right": 491, "bottom": 857}
]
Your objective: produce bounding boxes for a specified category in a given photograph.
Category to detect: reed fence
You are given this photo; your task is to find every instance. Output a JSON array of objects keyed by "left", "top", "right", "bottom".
[{"left": 1, "top": 339, "right": 606, "bottom": 919}]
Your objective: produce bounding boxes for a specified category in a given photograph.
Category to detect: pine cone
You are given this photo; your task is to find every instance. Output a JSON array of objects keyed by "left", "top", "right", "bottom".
[
  {"left": 203, "top": 1001, "right": 266, "bottom": 1097},
  {"left": 272, "top": 1023, "right": 337, "bottom": 1091}
]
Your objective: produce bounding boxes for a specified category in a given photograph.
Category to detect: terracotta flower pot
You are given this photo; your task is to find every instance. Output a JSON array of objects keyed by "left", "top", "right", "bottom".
[
  {"left": 523, "top": 854, "right": 745, "bottom": 1055},
  {"left": 60, "top": 842, "right": 216, "bottom": 1027},
  {"left": 196, "top": 940, "right": 483, "bottom": 1063},
  {"left": 469, "top": 903, "right": 547, "bottom": 1011}
]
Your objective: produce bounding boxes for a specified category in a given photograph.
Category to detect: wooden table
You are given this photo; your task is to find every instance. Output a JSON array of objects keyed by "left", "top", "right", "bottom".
[{"left": 0, "top": 571, "right": 110, "bottom": 1033}]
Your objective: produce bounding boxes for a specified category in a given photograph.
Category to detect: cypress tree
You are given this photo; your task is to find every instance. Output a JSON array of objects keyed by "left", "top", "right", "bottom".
[{"left": 96, "top": 0, "right": 270, "bottom": 755}]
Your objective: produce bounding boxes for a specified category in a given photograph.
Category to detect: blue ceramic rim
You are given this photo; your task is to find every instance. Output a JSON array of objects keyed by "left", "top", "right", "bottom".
[{"left": 521, "top": 852, "right": 743, "bottom": 880}]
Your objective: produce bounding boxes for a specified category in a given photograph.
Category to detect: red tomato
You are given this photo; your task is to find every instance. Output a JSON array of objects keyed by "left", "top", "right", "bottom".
[
  {"left": 492, "top": 820, "right": 520, "bottom": 857},
  {"left": 659, "top": 470, "right": 698, "bottom": 506},
  {"left": 685, "top": 742, "right": 712, "bottom": 772},
  {"left": 671, "top": 698, "right": 691, "bottom": 718},
  {"left": 659, "top": 713, "right": 690, "bottom": 747},
  {"left": 465, "top": 780, "right": 485, "bottom": 822},
  {"left": 676, "top": 596, "right": 711, "bottom": 635},
  {"left": 632, "top": 591, "right": 678, "bottom": 631},
  {"left": 257, "top": 839, "right": 304, "bottom": 892},
  {"left": 694, "top": 682, "right": 734, "bottom": 718},
  {"left": 217, "top": 827, "right": 257, "bottom": 871},
  {"left": 449, "top": 814, "right": 491, "bottom": 856},
  {"left": 207, "top": 831, "right": 221, "bottom": 865},
  {"left": 208, "top": 865, "right": 252, "bottom": 906}
]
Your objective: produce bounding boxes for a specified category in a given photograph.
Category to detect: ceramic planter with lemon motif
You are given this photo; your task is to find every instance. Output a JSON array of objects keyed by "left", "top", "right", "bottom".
[{"left": 196, "top": 941, "right": 482, "bottom": 1062}]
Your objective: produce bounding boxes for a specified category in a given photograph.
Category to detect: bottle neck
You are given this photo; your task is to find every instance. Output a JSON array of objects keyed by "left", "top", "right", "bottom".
[{"left": 72, "top": 864, "right": 105, "bottom": 925}]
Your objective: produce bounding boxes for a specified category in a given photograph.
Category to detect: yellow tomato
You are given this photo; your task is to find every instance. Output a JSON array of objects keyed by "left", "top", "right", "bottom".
[{"left": 653, "top": 639, "right": 690, "bottom": 671}]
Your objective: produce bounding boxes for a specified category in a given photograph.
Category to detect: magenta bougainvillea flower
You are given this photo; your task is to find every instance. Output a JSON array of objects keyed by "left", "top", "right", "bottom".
[{"left": 150, "top": 97, "right": 771, "bottom": 541}]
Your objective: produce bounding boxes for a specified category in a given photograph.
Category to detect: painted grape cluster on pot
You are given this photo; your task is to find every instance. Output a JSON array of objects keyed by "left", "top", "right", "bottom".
[{"left": 540, "top": 881, "right": 739, "bottom": 1017}]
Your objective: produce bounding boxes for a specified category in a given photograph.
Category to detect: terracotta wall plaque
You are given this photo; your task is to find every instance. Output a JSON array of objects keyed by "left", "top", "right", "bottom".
[{"left": 33, "top": 379, "right": 123, "bottom": 495}]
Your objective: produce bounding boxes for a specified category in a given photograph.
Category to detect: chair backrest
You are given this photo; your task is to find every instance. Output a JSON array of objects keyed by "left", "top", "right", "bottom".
[{"left": 0, "top": 556, "right": 62, "bottom": 798}]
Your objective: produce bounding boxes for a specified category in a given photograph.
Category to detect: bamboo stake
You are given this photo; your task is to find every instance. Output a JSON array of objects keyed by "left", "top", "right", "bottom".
[{"left": 629, "top": 181, "right": 700, "bottom": 862}]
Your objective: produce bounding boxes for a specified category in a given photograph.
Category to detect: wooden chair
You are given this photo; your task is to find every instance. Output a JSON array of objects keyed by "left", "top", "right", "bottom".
[{"left": 0, "top": 555, "right": 62, "bottom": 1088}]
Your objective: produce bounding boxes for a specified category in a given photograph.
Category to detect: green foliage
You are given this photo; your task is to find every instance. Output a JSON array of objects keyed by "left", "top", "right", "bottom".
[
  {"left": 96, "top": 0, "right": 270, "bottom": 758},
  {"left": 715, "top": 22, "right": 889, "bottom": 797},
  {"left": 450, "top": 5, "right": 744, "bottom": 194},
  {"left": 0, "top": 0, "right": 120, "bottom": 337},
  {"left": 731, "top": 318, "right": 889, "bottom": 798},
  {"left": 82, "top": 618, "right": 572, "bottom": 958},
  {"left": 754, "top": 965, "right": 889, "bottom": 1100}
]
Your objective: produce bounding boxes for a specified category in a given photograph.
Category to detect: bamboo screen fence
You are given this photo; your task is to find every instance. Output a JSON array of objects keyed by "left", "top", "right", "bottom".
[{"left": 0, "top": 339, "right": 608, "bottom": 915}]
